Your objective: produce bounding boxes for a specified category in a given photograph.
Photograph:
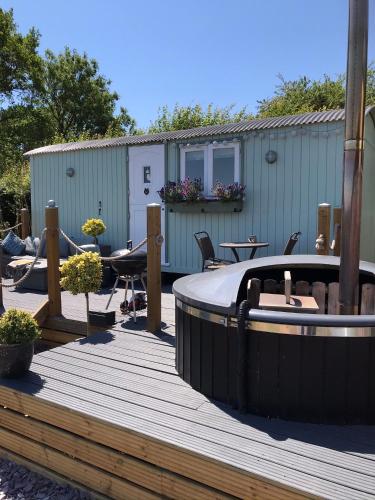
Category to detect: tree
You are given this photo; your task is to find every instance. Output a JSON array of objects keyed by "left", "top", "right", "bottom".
[
  {"left": 39, "top": 47, "right": 135, "bottom": 140},
  {"left": 0, "top": 8, "right": 42, "bottom": 104},
  {"left": 147, "top": 103, "right": 253, "bottom": 133},
  {"left": 60, "top": 252, "right": 103, "bottom": 337},
  {"left": 257, "top": 65, "right": 375, "bottom": 118},
  {"left": 0, "top": 9, "right": 46, "bottom": 171}
]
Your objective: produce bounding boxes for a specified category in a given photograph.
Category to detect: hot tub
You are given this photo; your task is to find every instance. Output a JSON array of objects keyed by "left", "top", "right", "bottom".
[{"left": 173, "top": 255, "right": 375, "bottom": 424}]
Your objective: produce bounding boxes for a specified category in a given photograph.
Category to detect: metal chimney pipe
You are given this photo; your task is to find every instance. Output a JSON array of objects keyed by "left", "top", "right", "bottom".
[{"left": 339, "top": 0, "right": 368, "bottom": 315}]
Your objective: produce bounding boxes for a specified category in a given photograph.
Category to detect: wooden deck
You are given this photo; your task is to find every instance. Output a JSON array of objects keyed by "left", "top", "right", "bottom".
[{"left": 0, "top": 285, "right": 374, "bottom": 499}]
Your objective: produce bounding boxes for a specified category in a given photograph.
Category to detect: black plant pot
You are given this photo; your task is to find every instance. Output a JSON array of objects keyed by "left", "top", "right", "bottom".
[{"left": 0, "top": 342, "right": 34, "bottom": 378}]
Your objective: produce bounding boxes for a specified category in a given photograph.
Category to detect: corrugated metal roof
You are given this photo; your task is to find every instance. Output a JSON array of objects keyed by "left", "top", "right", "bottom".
[{"left": 25, "top": 106, "right": 375, "bottom": 156}]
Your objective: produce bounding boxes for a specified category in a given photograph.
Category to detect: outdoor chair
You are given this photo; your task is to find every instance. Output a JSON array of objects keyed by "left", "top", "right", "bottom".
[
  {"left": 194, "top": 231, "right": 234, "bottom": 272},
  {"left": 283, "top": 231, "right": 302, "bottom": 255},
  {"left": 105, "top": 248, "right": 147, "bottom": 322}
]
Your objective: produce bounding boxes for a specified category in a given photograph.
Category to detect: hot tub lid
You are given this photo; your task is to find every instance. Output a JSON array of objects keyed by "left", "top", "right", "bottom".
[{"left": 172, "top": 255, "right": 375, "bottom": 316}]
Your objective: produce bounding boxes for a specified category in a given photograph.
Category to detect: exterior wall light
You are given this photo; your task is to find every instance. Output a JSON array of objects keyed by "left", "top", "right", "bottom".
[
  {"left": 66, "top": 167, "right": 75, "bottom": 177},
  {"left": 265, "top": 150, "right": 277, "bottom": 164}
]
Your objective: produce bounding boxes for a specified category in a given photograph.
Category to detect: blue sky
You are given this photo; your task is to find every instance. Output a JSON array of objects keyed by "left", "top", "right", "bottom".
[{"left": 3, "top": 0, "right": 375, "bottom": 129}]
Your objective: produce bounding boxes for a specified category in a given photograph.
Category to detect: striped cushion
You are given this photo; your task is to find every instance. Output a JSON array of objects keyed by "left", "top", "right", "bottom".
[{"left": 1, "top": 230, "right": 26, "bottom": 256}]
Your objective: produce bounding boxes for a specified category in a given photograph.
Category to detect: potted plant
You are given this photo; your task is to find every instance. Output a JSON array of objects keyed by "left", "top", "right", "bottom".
[
  {"left": 60, "top": 252, "right": 103, "bottom": 336},
  {"left": 0, "top": 309, "right": 40, "bottom": 378},
  {"left": 81, "top": 218, "right": 106, "bottom": 245}
]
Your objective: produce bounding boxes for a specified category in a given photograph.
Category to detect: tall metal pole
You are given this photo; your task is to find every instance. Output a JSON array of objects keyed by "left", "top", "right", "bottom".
[{"left": 339, "top": 0, "right": 368, "bottom": 315}]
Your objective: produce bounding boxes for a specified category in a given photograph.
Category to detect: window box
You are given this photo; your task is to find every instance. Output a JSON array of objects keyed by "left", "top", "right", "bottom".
[{"left": 167, "top": 199, "right": 243, "bottom": 214}]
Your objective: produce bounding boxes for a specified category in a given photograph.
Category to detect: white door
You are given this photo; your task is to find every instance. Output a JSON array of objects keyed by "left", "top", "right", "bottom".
[{"left": 129, "top": 144, "right": 166, "bottom": 263}]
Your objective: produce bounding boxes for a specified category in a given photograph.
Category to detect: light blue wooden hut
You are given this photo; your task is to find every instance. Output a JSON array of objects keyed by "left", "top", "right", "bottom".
[{"left": 26, "top": 107, "right": 375, "bottom": 274}]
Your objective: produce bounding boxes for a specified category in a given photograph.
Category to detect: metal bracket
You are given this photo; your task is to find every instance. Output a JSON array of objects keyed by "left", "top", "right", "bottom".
[
  {"left": 155, "top": 234, "right": 164, "bottom": 246},
  {"left": 344, "top": 139, "right": 364, "bottom": 150},
  {"left": 315, "top": 234, "right": 326, "bottom": 251}
]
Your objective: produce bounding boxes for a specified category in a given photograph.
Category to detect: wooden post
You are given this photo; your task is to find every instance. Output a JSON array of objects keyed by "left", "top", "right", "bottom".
[
  {"left": 332, "top": 207, "right": 342, "bottom": 257},
  {"left": 316, "top": 203, "right": 331, "bottom": 255},
  {"left": 45, "top": 201, "right": 62, "bottom": 317},
  {"left": 0, "top": 245, "right": 3, "bottom": 309},
  {"left": 20, "top": 208, "right": 30, "bottom": 240},
  {"left": 147, "top": 204, "right": 162, "bottom": 333}
]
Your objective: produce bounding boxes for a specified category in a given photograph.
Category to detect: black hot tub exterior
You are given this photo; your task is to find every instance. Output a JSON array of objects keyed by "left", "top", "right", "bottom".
[{"left": 173, "top": 255, "right": 375, "bottom": 424}]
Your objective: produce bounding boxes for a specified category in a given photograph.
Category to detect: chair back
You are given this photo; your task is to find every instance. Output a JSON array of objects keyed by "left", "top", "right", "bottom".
[
  {"left": 283, "top": 231, "right": 302, "bottom": 255},
  {"left": 194, "top": 231, "right": 216, "bottom": 271}
]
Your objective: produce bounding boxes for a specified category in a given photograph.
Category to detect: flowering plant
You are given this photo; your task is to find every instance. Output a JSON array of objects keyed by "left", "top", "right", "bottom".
[
  {"left": 158, "top": 178, "right": 204, "bottom": 203},
  {"left": 81, "top": 218, "right": 106, "bottom": 244},
  {"left": 212, "top": 182, "right": 246, "bottom": 202},
  {"left": 180, "top": 177, "right": 204, "bottom": 202},
  {"left": 157, "top": 181, "right": 184, "bottom": 203},
  {"left": 60, "top": 252, "right": 103, "bottom": 336}
]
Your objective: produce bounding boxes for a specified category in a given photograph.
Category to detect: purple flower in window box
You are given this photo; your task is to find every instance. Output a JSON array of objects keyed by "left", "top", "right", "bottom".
[
  {"left": 158, "top": 178, "right": 204, "bottom": 203},
  {"left": 212, "top": 182, "right": 246, "bottom": 202}
]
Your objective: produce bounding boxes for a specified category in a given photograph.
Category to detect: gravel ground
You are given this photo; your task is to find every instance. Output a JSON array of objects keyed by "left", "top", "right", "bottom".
[{"left": 0, "top": 458, "right": 91, "bottom": 500}]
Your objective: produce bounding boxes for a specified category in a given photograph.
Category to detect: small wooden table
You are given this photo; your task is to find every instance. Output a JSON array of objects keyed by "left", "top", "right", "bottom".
[
  {"left": 219, "top": 241, "right": 269, "bottom": 262},
  {"left": 259, "top": 293, "right": 319, "bottom": 313}
]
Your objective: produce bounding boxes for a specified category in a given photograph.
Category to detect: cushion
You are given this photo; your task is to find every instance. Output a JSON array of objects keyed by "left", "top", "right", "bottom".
[
  {"left": 24, "top": 236, "right": 37, "bottom": 256},
  {"left": 58, "top": 237, "right": 70, "bottom": 258},
  {"left": 68, "top": 237, "right": 81, "bottom": 256},
  {"left": 34, "top": 236, "right": 70, "bottom": 258},
  {"left": 33, "top": 237, "right": 45, "bottom": 257},
  {"left": 1, "top": 230, "right": 26, "bottom": 256},
  {"left": 79, "top": 244, "right": 100, "bottom": 254}
]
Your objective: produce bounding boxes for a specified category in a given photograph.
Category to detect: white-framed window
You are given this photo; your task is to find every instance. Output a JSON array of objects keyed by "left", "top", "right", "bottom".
[{"left": 180, "top": 141, "right": 240, "bottom": 195}]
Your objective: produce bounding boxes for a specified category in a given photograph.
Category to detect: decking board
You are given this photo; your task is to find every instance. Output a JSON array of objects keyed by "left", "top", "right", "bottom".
[
  {"left": 30, "top": 360, "right": 205, "bottom": 409},
  {"left": 36, "top": 350, "right": 193, "bottom": 393},
  {"left": 0, "top": 286, "right": 374, "bottom": 498},
  {"left": 49, "top": 346, "right": 186, "bottom": 385},
  {"left": 3, "top": 365, "right": 375, "bottom": 498},
  {"left": 0, "top": 408, "right": 229, "bottom": 500},
  {"left": 0, "top": 386, "right": 302, "bottom": 499},
  {"left": 0, "top": 332, "right": 375, "bottom": 499}
]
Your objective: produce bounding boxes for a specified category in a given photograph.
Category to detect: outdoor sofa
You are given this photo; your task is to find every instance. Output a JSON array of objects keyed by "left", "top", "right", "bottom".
[{"left": 0, "top": 230, "right": 105, "bottom": 291}]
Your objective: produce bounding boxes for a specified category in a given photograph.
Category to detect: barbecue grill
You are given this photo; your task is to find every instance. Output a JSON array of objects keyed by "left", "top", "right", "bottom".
[{"left": 105, "top": 248, "right": 147, "bottom": 321}]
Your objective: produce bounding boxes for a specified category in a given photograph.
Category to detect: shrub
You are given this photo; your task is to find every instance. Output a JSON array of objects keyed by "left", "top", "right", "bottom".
[
  {"left": 60, "top": 252, "right": 103, "bottom": 295},
  {"left": 60, "top": 252, "right": 103, "bottom": 336},
  {"left": 0, "top": 309, "right": 40, "bottom": 345},
  {"left": 81, "top": 218, "right": 106, "bottom": 243}
]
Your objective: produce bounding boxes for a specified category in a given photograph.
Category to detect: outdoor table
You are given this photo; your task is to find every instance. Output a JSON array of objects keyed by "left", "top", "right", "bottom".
[{"left": 219, "top": 241, "right": 269, "bottom": 262}]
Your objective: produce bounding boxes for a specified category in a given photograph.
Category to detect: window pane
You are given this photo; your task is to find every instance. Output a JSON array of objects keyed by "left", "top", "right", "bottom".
[
  {"left": 213, "top": 147, "right": 235, "bottom": 185},
  {"left": 185, "top": 150, "right": 204, "bottom": 182}
]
